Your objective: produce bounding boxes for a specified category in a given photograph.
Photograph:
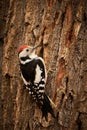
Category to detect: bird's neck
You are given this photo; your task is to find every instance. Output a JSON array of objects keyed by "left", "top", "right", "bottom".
[
  {"left": 20, "top": 56, "right": 31, "bottom": 61},
  {"left": 19, "top": 54, "right": 37, "bottom": 64}
]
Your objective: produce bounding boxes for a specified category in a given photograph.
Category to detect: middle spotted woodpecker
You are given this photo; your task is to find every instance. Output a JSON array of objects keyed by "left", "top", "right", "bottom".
[{"left": 18, "top": 44, "right": 55, "bottom": 120}]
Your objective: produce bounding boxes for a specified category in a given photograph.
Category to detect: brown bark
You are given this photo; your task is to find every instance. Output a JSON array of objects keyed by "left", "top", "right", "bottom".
[{"left": 0, "top": 0, "right": 87, "bottom": 130}]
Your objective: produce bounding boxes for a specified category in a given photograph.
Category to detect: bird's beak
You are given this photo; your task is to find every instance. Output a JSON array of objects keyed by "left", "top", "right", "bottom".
[
  {"left": 33, "top": 44, "right": 41, "bottom": 50},
  {"left": 31, "top": 44, "right": 41, "bottom": 51}
]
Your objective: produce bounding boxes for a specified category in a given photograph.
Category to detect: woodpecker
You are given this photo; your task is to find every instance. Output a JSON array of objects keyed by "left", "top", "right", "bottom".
[{"left": 18, "top": 44, "right": 55, "bottom": 121}]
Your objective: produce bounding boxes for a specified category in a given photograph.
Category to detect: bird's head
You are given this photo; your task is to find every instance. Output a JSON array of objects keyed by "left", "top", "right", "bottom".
[{"left": 18, "top": 44, "right": 40, "bottom": 60}]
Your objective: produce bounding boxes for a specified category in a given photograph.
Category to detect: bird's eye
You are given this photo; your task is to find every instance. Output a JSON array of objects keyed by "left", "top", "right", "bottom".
[{"left": 26, "top": 49, "right": 29, "bottom": 52}]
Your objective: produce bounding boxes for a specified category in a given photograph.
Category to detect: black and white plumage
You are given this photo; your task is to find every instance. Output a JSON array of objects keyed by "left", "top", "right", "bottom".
[{"left": 18, "top": 45, "right": 55, "bottom": 120}]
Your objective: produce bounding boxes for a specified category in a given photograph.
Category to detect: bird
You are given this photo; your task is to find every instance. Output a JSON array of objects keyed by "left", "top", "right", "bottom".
[{"left": 18, "top": 44, "right": 55, "bottom": 121}]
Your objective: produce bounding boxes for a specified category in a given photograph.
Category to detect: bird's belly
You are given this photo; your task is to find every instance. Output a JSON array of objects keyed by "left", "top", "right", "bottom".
[{"left": 22, "top": 69, "right": 35, "bottom": 83}]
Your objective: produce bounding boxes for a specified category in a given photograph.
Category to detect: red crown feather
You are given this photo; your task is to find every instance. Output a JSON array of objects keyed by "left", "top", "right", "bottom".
[{"left": 18, "top": 45, "right": 29, "bottom": 53}]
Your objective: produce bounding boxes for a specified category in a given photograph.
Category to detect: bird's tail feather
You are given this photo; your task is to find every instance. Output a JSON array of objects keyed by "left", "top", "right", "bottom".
[{"left": 41, "top": 93, "right": 55, "bottom": 121}]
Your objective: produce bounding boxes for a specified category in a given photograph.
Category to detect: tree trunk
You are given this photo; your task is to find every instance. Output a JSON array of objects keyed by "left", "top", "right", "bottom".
[{"left": 0, "top": 0, "right": 87, "bottom": 130}]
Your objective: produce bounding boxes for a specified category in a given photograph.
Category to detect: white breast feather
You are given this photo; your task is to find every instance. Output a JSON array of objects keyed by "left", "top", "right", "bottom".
[{"left": 34, "top": 65, "right": 42, "bottom": 84}]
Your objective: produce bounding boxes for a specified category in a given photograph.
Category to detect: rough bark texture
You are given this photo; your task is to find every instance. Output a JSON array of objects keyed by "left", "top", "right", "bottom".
[{"left": 0, "top": 0, "right": 87, "bottom": 130}]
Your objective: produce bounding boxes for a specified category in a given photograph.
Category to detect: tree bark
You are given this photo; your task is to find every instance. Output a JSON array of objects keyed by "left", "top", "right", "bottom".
[{"left": 0, "top": 0, "right": 87, "bottom": 130}]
